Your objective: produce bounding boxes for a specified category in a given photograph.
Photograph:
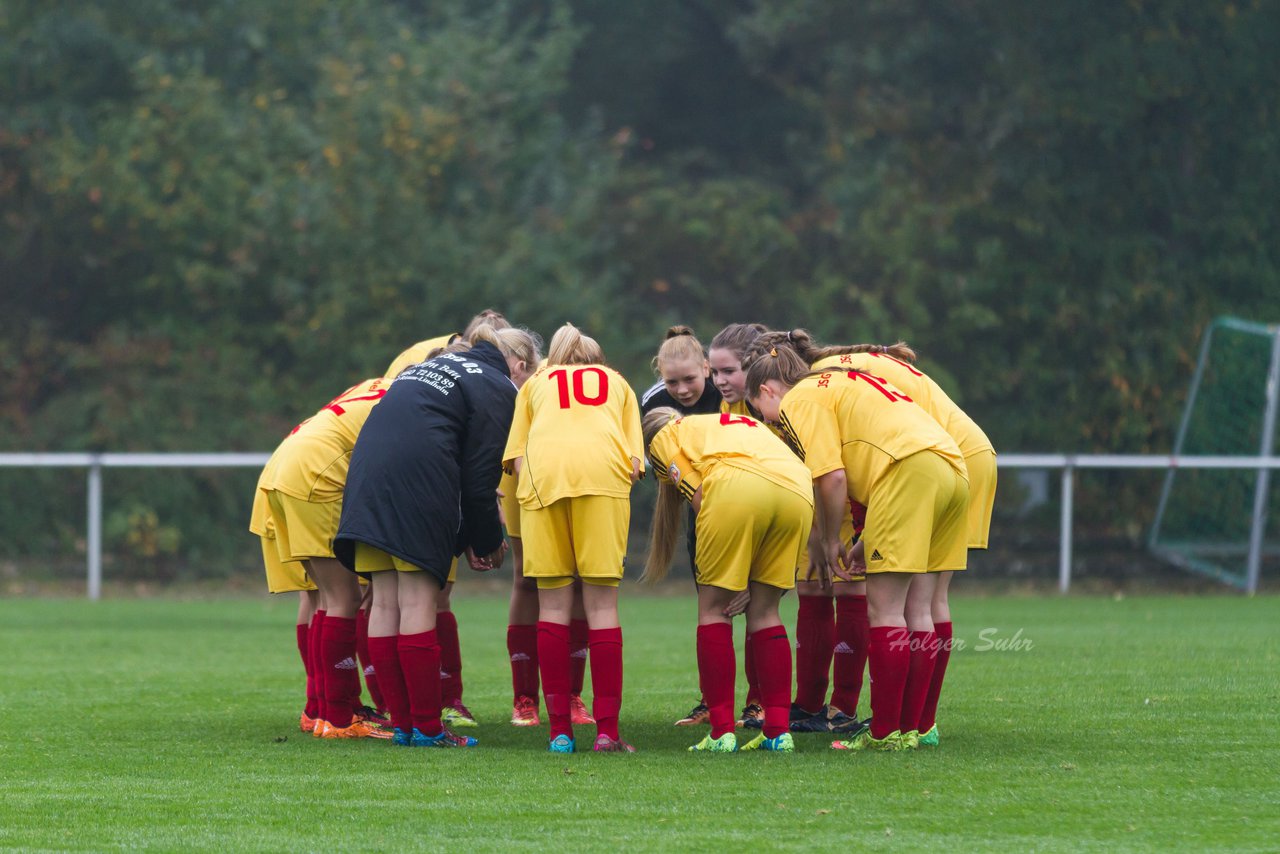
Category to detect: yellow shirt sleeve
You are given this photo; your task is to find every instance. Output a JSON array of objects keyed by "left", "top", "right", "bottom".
[
  {"left": 778, "top": 392, "right": 843, "bottom": 479},
  {"left": 503, "top": 377, "right": 535, "bottom": 468},
  {"left": 621, "top": 378, "right": 646, "bottom": 473}
]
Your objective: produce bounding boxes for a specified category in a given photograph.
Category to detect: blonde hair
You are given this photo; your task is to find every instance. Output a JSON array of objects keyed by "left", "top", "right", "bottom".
[
  {"left": 754, "top": 329, "right": 918, "bottom": 365},
  {"left": 547, "top": 323, "right": 604, "bottom": 365},
  {"left": 640, "top": 406, "right": 684, "bottom": 584},
  {"left": 462, "top": 309, "right": 511, "bottom": 339},
  {"left": 494, "top": 327, "right": 542, "bottom": 367},
  {"left": 651, "top": 325, "right": 707, "bottom": 375}
]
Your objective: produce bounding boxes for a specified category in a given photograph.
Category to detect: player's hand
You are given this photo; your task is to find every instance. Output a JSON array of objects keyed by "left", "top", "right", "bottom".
[
  {"left": 723, "top": 589, "right": 751, "bottom": 617},
  {"left": 834, "top": 539, "right": 865, "bottom": 582},
  {"left": 467, "top": 542, "right": 508, "bottom": 572},
  {"left": 630, "top": 456, "right": 643, "bottom": 483}
]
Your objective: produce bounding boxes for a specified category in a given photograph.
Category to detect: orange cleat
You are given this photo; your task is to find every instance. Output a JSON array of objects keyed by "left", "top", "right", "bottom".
[
  {"left": 570, "top": 694, "right": 595, "bottom": 725},
  {"left": 511, "top": 695, "right": 541, "bottom": 727},
  {"left": 319, "top": 719, "right": 394, "bottom": 740}
]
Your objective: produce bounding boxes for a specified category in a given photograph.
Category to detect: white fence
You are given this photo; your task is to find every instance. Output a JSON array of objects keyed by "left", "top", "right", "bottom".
[{"left": 1, "top": 452, "right": 1277, "bottom": 598}]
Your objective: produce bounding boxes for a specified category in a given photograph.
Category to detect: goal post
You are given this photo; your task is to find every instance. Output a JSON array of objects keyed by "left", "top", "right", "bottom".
[{"left": 1149, "top": 317, "right": 1280, "bottom": 593}]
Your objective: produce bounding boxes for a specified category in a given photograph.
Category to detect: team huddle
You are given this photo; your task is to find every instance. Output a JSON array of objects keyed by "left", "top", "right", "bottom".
[{"left": 249, "top": 311, "right": 996, "bottom": 754}]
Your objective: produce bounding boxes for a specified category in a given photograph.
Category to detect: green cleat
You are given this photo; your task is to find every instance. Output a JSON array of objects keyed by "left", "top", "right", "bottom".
[
  {"left": 831, "top": 729, "right": 903, "bottom": 752},
  {"left": 918, "top": 724, "right": 939, "bottom": 747},
  {"left": 689, "top": 732, "right": 739, "bottom": 753},
  {"left": 442, "top": 703, "right": 479, "bottom": 728},
  {"left": 740, "top": 732, "right": 795, "bottom": 753},
  {"left": 900, "top": 729, "right": 920, "bottom": 749}
]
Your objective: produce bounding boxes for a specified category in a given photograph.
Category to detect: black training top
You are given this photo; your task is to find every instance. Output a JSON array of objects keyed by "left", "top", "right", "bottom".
[
  {"left": 639, "top": 380, "right": 723, "bottom": 416},
  {"left": 334, "top": 341, "right": 515, "bottom": 584}
]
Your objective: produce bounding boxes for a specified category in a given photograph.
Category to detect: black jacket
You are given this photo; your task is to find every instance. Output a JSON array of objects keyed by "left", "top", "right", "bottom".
[{"left": 334, "top": 341, "right": 515, "bottom": 582}]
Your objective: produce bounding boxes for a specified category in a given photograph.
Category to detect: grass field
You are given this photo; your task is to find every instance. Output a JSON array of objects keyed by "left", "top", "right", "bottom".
[{"left": 1, "top": 590, "right": 1276, "bottom": 852}]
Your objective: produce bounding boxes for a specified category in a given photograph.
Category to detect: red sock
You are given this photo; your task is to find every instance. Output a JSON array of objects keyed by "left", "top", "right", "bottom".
[
  {"left": 436, "top": 611, "right": 463, "bottom": 707},
  {"left": 750, "top": 625, "right": 792, "bottom": 738},
  {"left": 538, "top": 621, "right": 573, "bottom": 739},
  {"left": 900, "top": 630, "right": 938, "bottom": 733},
  {"left": 918, "top": 621, "right": 952, "bottom": 733},
  {"left": 743, "top": 624, "right": 760, "bottom": 706},
  {"left": 507, "top": 624, "right": 540, "bottom": 701},
  {"left": 321, "top": 615, "right": 359, "bottom": 729},
  {"left": 297, "top": 623, "right": 319, "bottom": 719},
  {"left": 794, "top": 595, "right": 834, "bottom": 713},
  {"left": 369, "top": 635, "right": 411, "bottom": 733},
  {"left": 356, "top": 608, "right": 384, "bottom": 712},
  {"left": 588, "top": 627, "right": 623, "bottom": 741},
  {"left": 569, "top": 618, "right": 589, "bottom": 696},
  {"left": 310, "top": 610, "right": 327, "bottom": 721},
  {"left": 398, "top": 630, "right": 442, "bottom": 735},
  {"left": 868, "top": 626, "right": 910, "bottom": 739},
  {"left": 696, "top": 623, "right": 736, "bottom": 738},
  {"left": 830, "top": 595, "right": 869, "bottom": 716}
]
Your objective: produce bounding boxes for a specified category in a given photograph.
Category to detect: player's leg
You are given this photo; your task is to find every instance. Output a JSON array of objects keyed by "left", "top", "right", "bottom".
[
  {"left": 569, "top": 581, "right": 594, "bottom": 725},
  {"left": 830, "top": 580, "right": 869, "bottom": 722},
  {"left": 296, "top": 588, "right": 320, "bottom": 732},
  {"left": 898, "top": 572, "right": 940, "bottom": 746},
  {"left": 397, "top": 565, "right": 466, "bottom": 744},
  {"left": 506, "top": 536, "right": 542, "bottom": 725},
  {"left": 367, "top": 568, "right": 413, "bottom": 739},
  {"left": 437, "top": 567, "right": 477, "bottom": 727},
  {"left": 309, "top": 556, "right": 363, "bottom": 732},
  {"left": 744, "top": 582, "right": 792, "bottom": 743},
  {"left": 354, "top": 582, "right": 386, "bottom": 719},
  {"left": 575, "top": 495, "right": 632, "bottom": 753},
  {"left": 695, "top": 585, "right": 739, "bottom": 743},
  {"left": 793, "top": 578, "right": 835, "bottom": 723},
  {"left": 536, "top": 579, "right": 577, "bottom": 749}
]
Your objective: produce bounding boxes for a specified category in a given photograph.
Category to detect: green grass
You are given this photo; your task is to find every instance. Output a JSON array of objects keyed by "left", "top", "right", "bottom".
[{"left": 1, "top": 591, "right": 1276, "bottom": 852}]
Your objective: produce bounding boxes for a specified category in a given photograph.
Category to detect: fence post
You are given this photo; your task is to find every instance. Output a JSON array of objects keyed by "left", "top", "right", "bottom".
[
  {"left": 88, "top": 459, "right": 102, "bottom": 601},
  {"left": 1059, "top": 463, "right": 1074, "bottom": 594}
]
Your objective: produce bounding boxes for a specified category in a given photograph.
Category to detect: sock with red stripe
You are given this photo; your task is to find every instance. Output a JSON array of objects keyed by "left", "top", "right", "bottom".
[
  {"left": 900, "top": 630, "right": 939, "bottom": 733},
  {"left": 356, "top": 608, "right": 384, "bottom": 712},
  {"left": 793, "top": 595, "right": 834, "bottom": 713},
  {"left": 320, "top": 615, "right": 359, "bottom": 729},
  {"left": 507, "top": 624, "right": 539, "bottom": 701},
  {"left": 569, "top": 618, "right": 589, "bottom": 696},
  {"left": 750, "top": 625, "right": 793, "bottom": 739},
  {"left": 588, "top": 627, "right": 623, "bottom": 741},
  {"left": 743, "top": 624, "right": 761, "bottom": 706},
  {"left": 297, "top": 622, "right": 319, "bottom": 720},
  {"left": 868, "top": 626, "right": 910, "bottom": 739},
  {"left": 398, "top": 630, "right": 443, "bottom": 736},
  {"left": 918, "top": 621, "right": 953, "bottom": 733},
  {"left": 368, "top": 635, "right": 411, "bottom": 733},
  {"left": 538, "top": 621, "right": 573, "bottom": 740},
  {"left": 696, "top": 623, "right": 736, "bottom": 738},
  {"left": 436, "top": 611, "right": 463, "bottom": 707},
  {"left": 830, "top": 595, "right": 869, "bottom": 716},
  {"left": 310, "top": 610, "right": 327, "bottom": 722}
]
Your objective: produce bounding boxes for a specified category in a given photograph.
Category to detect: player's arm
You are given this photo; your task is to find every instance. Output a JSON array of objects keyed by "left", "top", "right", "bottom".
[
  {"left": 459, "top": 384, "right": 512, "bottom": 567},
  {"left": 620, "top": 376, "right": 647, "bottom": 478}
]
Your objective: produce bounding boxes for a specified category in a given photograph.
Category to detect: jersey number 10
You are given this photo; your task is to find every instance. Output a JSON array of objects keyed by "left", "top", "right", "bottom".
[{"left": 549, "top": 367, "right": 609, "bottom": 408}]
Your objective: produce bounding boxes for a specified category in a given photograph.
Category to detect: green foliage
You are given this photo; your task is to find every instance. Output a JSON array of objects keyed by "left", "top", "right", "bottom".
[{"left": 2, "top": 0, "right": 1278, "bottom": 567}]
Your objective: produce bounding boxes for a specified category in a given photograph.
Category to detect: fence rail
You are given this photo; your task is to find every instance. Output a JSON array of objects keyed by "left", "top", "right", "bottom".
[{"left": 2, "top": 452, "right": 1277, "bottom": 599}]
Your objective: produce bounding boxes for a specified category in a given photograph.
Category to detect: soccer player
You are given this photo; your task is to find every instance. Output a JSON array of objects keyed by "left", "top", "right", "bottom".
[
  {"left": 249, "top": 449, "right": 320, "bottom": 733},
  {"left": 335, "top": 326, "right": 539, "bottom": 748},
  {"left": 384, "top": 309, "right": 514, "bottom": 729},
  {"left": 503, "top": 463, "right": 595, "bottom": 728},
  {"left": 256, "top": 376, "right": 400, "bottom": 739},
  {"left": 769, "top": 330, "right": 996, "bottom": 747},
  {"left": 504, "top": 323, "right": 644, "bottom": 754},
  {"left": 643, "top": 408, "right": 814, "bottom": 753},
  {"left": 744, "top": 341, "right": 969, "bottom": 752},
  {"left": 640, "top": 325, "right": 724, "bottom": 727}
]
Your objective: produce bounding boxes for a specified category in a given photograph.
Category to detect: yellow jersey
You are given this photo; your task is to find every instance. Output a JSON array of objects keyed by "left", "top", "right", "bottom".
[
  {"left": 777, "top": 369, "right": 966, "bottom": 506},
  {"left": 384, "top": 333, "right": 458, "bottom": 379},
  {"left": 503, "top": 363, "right": 644, "bottom": 508},
  {"left": 248, "top": 443, "right": 283, "bottom": 536},
  {"left": 814, "top": 354, "right": 994, "bottom": 457},
  {"left": 262, "top": 377, "right": 392, "bottom": 502},
  {"left": 648, "top": 413, "right": 814, "bottom": 505}
]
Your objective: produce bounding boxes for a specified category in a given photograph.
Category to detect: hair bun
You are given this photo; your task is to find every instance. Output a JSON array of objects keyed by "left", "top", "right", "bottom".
[{"left": 665, "top": 325, "right": 696, "bottom": 339}]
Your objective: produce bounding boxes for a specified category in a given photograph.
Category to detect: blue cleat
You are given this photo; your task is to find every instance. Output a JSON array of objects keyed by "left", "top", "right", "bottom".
[
  {"left": 548, "top": 734, "right": 576, "bottom": 754},
  {"left": 393, "top": 727, "right": 413, "bottom": 746},
  {"left": 410, "top": 727, "right": 477, "bottom": 748}
]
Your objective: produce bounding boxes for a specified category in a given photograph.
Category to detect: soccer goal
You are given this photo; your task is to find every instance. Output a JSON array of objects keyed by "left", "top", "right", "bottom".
[{"left": 1149, "top": 317, "right": 1280, "bottom": 592}]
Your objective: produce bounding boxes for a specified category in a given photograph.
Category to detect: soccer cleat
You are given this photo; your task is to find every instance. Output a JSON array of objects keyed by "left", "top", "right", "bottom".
[
  {"left": 592, "top": 735, "right": 637, "bottom": 753},
  {"left": 548, "top": 734, "right": 576, "bottom": 754},
  {"left": 674, "top": 700, "right": 710, "bottom": 726},
  {"left": 511, "top": 695, "right": 541, "bottom": 727},
  {"left": 831, "top": 729, "right": 902, "bottom": 751},
  {"left": 788, "top": 703, "right": 818, "bottom": 728},
  {"left": 300, "top": 712, "right": 318, "bottom": 734},
  {"left": 689, "top": 732, "right": 738, "bottom": 753},
  {"left": 900, "top": 729, "right": 920, "bottom": 749},
  {"left": 311, "top": 718, "right": 326, "bottom": 737},
  {"left": 788, "top": 704, "right": 833, "bottom": 733},
  {"left": 442, "top": 702, "right": 478, "bottom": 728},
  {"left": 570, "top": 694, "right": 596, "bottom": 725},
  {"left": 918, "top": 724, "right": 939, "bottom": 747},
  {"left": 737, "top": 703, "right": 765, "bottom": 730},
  {"left": 740, "top": 732, "right": 795, "bottom": 753},
  {"left": 354, "top": 705, "right": 390, "bottom": 726},
  {"left": 409, "top": 727, "right": 477, "bottom": 748},
  {"left": 319, "top": 719, "right": 394, "bottom": 740},
  {"left": 392, "top": 728, "right": 413, "bottom": 746}
]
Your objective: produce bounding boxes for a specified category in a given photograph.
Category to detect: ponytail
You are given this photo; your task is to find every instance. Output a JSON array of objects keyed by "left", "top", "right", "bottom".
[
  {"left": 547, "top": 323, "right": 605, "bottom": 366},
  {"left": 640, "top": 407, "right": 686, "bottom": 585}
]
